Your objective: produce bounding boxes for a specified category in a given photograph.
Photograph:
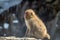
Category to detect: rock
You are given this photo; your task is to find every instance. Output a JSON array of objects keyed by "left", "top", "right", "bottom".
[{"left": 0, "top": 36, "right": 41, "bottom": 40}]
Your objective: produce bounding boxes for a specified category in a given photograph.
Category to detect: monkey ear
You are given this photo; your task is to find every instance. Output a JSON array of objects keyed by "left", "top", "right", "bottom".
[{"left": 30, "top": 12, "right": 33, "bottom": 15}]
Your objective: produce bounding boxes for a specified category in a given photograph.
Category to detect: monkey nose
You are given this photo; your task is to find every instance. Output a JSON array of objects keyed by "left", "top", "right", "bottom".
[{"left": 24, "top": 12, "right": 28, "bottom": 18}]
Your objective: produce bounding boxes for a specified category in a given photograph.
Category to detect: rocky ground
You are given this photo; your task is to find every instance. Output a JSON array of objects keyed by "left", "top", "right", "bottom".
[{"left": 0, "top": 36, "right": 39, "bottom": 40}]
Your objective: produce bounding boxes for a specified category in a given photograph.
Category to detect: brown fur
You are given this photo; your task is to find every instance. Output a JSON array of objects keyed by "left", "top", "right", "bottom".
[{"left": 24, "top": 9, "right": 50, "bottom": 40}]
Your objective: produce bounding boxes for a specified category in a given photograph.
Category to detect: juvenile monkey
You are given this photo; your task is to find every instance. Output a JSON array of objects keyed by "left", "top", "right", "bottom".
[{"left": 24, "top": 9, "right": 50, "bottom": 40}]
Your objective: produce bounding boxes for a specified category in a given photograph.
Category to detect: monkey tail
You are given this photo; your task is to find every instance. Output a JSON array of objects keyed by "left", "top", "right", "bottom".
[{"left": 45, "top": 33, "right": 50, "bottom": 40}]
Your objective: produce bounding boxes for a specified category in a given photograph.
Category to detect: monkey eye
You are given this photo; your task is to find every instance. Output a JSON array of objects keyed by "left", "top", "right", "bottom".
[
  {"left": 25, "top": 12, "right": 29, "bottom": 16},
  {"left": 26, "top": 12, "right": 28, "bottom": 14}
]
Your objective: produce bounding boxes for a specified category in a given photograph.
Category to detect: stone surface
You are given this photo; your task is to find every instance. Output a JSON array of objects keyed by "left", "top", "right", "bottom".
[{"left": 0, "top": 36, "right": 41, "bottom": 40}]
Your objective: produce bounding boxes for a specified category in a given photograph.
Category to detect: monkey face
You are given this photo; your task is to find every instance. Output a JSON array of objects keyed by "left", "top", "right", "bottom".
[{"left": 24, "top": 9, "right": 35, "bottom": 20}]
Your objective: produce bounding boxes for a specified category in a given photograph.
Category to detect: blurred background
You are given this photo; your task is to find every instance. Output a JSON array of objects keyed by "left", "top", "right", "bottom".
[{"left": 0, "top": 0, "right": 60, "bottom": 40}]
